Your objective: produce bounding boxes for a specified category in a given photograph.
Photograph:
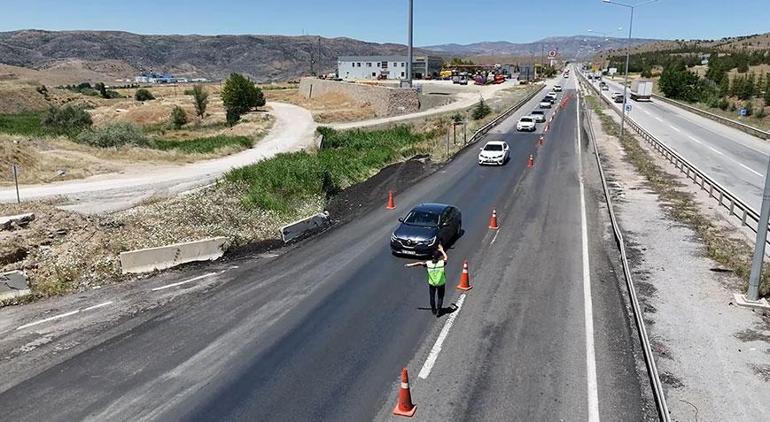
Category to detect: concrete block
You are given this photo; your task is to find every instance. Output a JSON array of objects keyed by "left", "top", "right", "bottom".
[
  {"left": 281, "top": 212, "right": 330, "bottom": 243},
  {"left": 0, "top": 213, "right": 35, "bottom": 230},
  {"left": 733, "top": 293, "right": 770, "bottom": 311},
  {"left": 119, "top": 237, "right": 228, "bottom": 274},
  {"left": 0, "top": 270, "right": 31, "bottom": 301}
]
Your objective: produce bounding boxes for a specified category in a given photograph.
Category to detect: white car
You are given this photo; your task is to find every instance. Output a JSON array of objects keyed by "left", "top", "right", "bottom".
[
  {"left": 553, "top": 85, "right": 563, "bottom": 92},
  {"left": 478, "top": 141, "right": 510, "bottom": 165},
  {"left": 539, "top": 100, "right": 553, "bottom": 109},
  {"left": 547, "top": 91, "right": 558, "bottom": 99},
  {"left": 611, "top": 91, "right": 623, "bottom": 99},
  {"left": 530, "top": 109, "right": 546, "bottom": 122},
  {"left": 516, "top": 116, "right": 537, "bottom": 132}
]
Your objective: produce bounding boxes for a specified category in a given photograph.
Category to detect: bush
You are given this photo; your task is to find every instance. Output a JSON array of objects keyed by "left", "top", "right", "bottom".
[
  {"left": 744, "top": 101, "right": 754, "bottom": 116},
  {"left": 0, "top": 111, "right": 49, "bottom": 136},
  {"left": 471, "top": 99, "right": 491, "bottom": 120},
  {"left": 718, "top": 98, "right": 730, "bottom": 110},
  {"left": 41, "top": 105, "right": 93, "bottom": 135},
  {"left": 152, "top": 135, "right": 252, "bottom": 154},
  {"left": 190, "top": 85, "right": 209, "bottom": 119},
  {"left": 221, "top": 73, "right": 264, "bottom": 125},
  {"left": 135, "top": 88, "right": 155, "bottom": 101},
  {"left": 170, "top": 106, "right": 188, "bottom": 129},
  {"left": 756, "top": 106, "right": 767, "bottom": 118},
  {"left": 76, "top": 123, "right": 150, "bottom": 148}
]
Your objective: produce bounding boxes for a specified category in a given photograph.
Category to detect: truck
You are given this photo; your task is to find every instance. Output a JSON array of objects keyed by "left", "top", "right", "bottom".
[{"left": 630, "top": 79, "right": 653, "bottom": 101}]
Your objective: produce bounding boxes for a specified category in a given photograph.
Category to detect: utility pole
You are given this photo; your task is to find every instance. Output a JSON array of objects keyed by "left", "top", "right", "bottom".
[
  {"left": 406, "top": 0, "right": 414, "bottom": 88},
  {"left": 318, "top": 36, "right": 322, "bottom": 76},
  {"left": 747, "top": 160, "right": 770, "bottom": 301},
  {"left": 12, "top": 164, "right": 20, "bottom": 204}
]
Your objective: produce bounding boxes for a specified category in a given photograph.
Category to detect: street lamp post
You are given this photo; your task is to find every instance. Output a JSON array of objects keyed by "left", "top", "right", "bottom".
[
  {"left": 601, "top": 0, "right": 657, "bottom": 141},
  {"left": 406, "top": 0, "right": 413, "bottom": 88}
]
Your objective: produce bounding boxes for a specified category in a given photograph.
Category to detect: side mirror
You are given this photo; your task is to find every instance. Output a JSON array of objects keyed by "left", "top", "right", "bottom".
[{"left": 398, "top": 217, "right": 404, "bottom": 223}]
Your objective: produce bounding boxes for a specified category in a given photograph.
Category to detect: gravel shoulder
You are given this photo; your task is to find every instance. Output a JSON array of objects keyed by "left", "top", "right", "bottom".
[{"left": 590, "top": 102, "right": 770, "bottom": 421}]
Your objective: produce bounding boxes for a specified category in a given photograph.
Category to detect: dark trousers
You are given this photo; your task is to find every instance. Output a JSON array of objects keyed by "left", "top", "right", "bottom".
[{"left": 429, "top": 284, "right": 445, "bottom": 313}]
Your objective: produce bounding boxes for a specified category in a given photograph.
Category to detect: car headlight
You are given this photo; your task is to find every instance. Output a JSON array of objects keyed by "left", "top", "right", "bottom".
[{"left": 391, "top": 233, "right": 398, "bottom": 242}]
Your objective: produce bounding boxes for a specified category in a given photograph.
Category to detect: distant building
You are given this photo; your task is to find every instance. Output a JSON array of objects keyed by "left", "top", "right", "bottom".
[
  {"left": 337, "top": 55, "right": 443, "bottom": 80},
  {"left": 134, "top": 72, "right": 177, "bottom": 84}
]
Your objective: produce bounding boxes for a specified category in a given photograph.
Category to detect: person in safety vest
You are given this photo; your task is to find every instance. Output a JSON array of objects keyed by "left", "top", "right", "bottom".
[{"left": 405, "top": 243, "right": 448, "bottom": 317}]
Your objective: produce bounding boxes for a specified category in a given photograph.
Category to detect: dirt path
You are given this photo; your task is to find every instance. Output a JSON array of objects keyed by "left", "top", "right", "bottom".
[{"left": 0, "top": 102, "right": 317, "bottom": 214}]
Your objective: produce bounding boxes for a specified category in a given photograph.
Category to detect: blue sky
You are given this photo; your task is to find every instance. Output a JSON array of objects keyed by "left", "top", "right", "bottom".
[{"left": 1, "top": 0, "right": 768, "bottom": 46}]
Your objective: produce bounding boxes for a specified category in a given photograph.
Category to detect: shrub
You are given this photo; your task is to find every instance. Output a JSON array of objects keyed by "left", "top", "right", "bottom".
[
  {"left": 190, "top": 85, "right": 209, "bottom": 119},
  {"left": 744, "top": 101, "right": 754, "bottom": 116},
  {"left": 76, "top": 123, "right": 150, "bottom": 148},
  {"left": 170, "top": 106, "right": 188, "bottom": 129},
  {"left": 471, "top": 99, "right": 491, "bottom": 120},
  {"left": 756, "top": 106, "right": 767, "bottom": 118},
  {"left": 718, "top": 98, "right": 730, "bottom": 110},
  {"left": 221, "top": 73, "right": 264, "bottom": 125},
  {"left": 153, "top": 135, "right": 252, "bottom": 154},
  {"left": 135, "top": 88, "right": 155, "bottom": 101},
  {"left": 41, "top": 105, "right": 92, "bottom": 135}
]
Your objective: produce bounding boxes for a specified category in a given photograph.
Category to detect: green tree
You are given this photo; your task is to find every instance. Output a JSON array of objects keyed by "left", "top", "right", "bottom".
[
  {"left": 170, "top": 106, "right": 188, "bottom": 129},
  {"left": 190, "top": 84, "right": 209, "bottom": 119},
  {"left": 221, "top": 73, "right": 265, "bottom": 125},
  {"left": 659, "top": 61, "right": 701, "bottom": 102},
  {"left": 641, "top": 65, "right": 653, "bottom": 78},
  {"left": 471, "top": 99, "right": 491, "bottom": 120},
  {"left": 94, "top": 82, "right": 108, "bottom": 98},
  {"left": 135, "top": 88, "right": 155, "bottom": 101},
  {"left": 764, "top": 76, "right": 770, "bottom": 104},
  {"left": 41, "top": 105, "right": 93, "bottom": 136},
  {"left": 718, "top": 73, "right": 730, "bottom": 97}
]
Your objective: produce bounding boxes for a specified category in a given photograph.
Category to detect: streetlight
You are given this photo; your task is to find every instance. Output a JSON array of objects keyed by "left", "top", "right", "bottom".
[
  {"left": 601, "top": 0, "right": 658, "bottom": 141},
  {"left": 406, "top": 0, "right": 413, "bottom": 88}
]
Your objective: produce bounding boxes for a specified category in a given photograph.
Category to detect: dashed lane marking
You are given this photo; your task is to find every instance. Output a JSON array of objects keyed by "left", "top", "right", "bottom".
[
  {"left": 670, "top": 125, "right": 682, "bottom": 133},
  {"left": 708, "top": 146, "right": 725, "bottom": 156},
  {"left": 418, "top": 293, "right": 467, "bottom": 380},
  {"left": 687, "top": 135, "right": 703, "bottom": 144},
  {"left": 739, "top": 163, "right": 763, "bottom": 177},
  {"left": 151, "top": 271, "right": 220, "bottom": 292},
  {"left": 16, "top": 301, "right": 114, "bottom": 331},
  {"left": 490, "top": 230, "right": 500, "bottom": 245}
]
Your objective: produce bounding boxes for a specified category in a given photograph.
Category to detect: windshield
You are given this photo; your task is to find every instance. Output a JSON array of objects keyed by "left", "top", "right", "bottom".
[
  {"left": 403, "top": 210, "right": 440, "bottom": 227},
  {"left": 484, "top": 144, "right": 504, "bottom": 151},
  {"left": 532, "top": 111, "right": 544, "bottom": 115},
  {"left": 520, "top": 118, "right": 533, "bottom": 123}
]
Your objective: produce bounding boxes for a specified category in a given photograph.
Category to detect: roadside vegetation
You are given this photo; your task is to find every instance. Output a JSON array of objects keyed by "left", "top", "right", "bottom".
[{"left": 586, "top": 92, "right": 770, "bottom": 297}]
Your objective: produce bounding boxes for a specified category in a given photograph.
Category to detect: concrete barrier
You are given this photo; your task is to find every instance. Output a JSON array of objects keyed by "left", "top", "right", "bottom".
[
  {"left": 119, "top": 237, "right": 228, "bottom": 274},
  {"left": 280, "top": 212, "right": 330, "bottom": 243},
  {"left": 0, "top": 213, "right": 35, "bottom": 230},
  {"left": 0, "top": 270, "right": 30, "bottom": 301}
]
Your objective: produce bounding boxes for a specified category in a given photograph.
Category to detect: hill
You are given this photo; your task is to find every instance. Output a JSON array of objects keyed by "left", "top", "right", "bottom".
[
  {"left": 599, "top": 32, "right": 770, "bottom": 58},
  {"left": 423, "top": 35, "right": 659, "bottom": 60},
  {"left": 0, "top": 30, "right": 430, "bottom": 83}
]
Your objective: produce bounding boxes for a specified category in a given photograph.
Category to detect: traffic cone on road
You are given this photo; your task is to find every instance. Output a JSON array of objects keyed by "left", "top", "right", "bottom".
[
  {"left": 457, "top": 260, "right": 472, "bottom": 291},
  {"left": 538, "top": 135, "right": 544, "bottom": 146},
  {"left": 488, "top": 209, "right": 499, "bottom": 230},
  {"left": 528, "top": 154, "right": 535, "bottom": 168},
  {"left": 386, "top": 191, "right": 396, "bottom": 210},
  {"left": 392, "top": 368, "right": 416, "bottom": 417},
  {"left": 544, "top": 124, "right": 549, "bottom": 133}
]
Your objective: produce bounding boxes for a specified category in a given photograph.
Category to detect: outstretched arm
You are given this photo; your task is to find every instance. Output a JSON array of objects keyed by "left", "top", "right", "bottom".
[{"left": 404, "top": 261, "right": 425, "bottom": 268}]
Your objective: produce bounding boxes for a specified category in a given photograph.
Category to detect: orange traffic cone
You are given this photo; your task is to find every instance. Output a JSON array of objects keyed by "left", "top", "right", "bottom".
[
  {"left": 392, "top": 368, "right": 416, "bottom": 417},
  {"left": 544, "top": 124, "right": 549, "bottom": 133},
  {"left": 488, "top": 209, "right": 499, "bottom": 230},
  {"left": 538, "top": 135, "right": 544, "bottom": 146},
  {"left": 386, "top": 191, "right": 396, "bottom": 210},
  {"left": 528, "top": 154, "right": 535, "bottom": 168},
  {"left": 457, "top": 260, "right": 472, "bottom": 291}
]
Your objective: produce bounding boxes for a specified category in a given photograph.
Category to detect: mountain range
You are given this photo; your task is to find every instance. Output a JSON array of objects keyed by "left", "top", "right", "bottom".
[{"left": 0, "top": 30, "right": 660, "bottom": 83}]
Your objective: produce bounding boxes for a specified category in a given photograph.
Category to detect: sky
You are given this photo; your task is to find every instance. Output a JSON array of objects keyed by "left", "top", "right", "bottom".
[{"left": 1, "top": 0, "right": 768, "bottom": 46}]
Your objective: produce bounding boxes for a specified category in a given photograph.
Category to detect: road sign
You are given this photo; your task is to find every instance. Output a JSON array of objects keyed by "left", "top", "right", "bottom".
[
  {"left": 548, "top": 50, "right": 557, "bottom": 58},
  {"left": 625, "top": 104, "right": 632, "bottom": 112},
  {"left": 609, "top": 67, "right": 617, "bottom": 75},
  {"left": 739, "top": 107, "right": 748, "bottom": 117}
]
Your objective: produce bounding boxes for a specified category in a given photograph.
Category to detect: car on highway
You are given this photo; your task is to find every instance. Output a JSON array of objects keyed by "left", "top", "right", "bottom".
[
  {"left": 530, "top": 109, "right": 546, "bottom": 122},
  {"left": 390, "top": 203, "right": 462, "bottom": 257},
  {"left": 611, "top": 91, "right": 622, "bottom": 99},
  {"left": 516, "top": 116, "right": 537, "bottom": 132},
  {"left": 614, "top": 94, "right": 625, "bottom": 103},
  {"left": 547, "top": 91, "right": 558, "bottom": 99},
  {"left": 478, "top": 140, "right": 510, "bottom": 165},
  {"left": 553, "top": 84, "right": 563, "bottom": 92},
  {"left": 539, "top": 99, "right": 553, "bottom": 108}
]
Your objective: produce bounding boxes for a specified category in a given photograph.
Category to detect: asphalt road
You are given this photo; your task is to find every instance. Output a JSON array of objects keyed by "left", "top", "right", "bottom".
[
  {"left": 596, "top": 76, "right": 770, "bottom": 210},
  {"left": 0, "top": 76, "right": 650, "bottom": 421}
]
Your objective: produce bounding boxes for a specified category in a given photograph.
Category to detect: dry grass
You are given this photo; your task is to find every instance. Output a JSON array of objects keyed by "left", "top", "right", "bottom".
[{"left": 265, "top": 89, "right": 376, "bottom": 123}]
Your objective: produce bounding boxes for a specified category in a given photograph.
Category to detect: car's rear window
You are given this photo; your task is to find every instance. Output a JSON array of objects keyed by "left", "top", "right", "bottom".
[
  {"left": 520, "top": 117, "right": 533, "bottom": 123},
  {"left": 404, "top": 210, "right": 440, "bottom": 227},
  {"left": 484, "top": 144, "right": 504, "bottom": 151},
  {"left": 531, "top": 110, "right": 544, "bottom": 115}
]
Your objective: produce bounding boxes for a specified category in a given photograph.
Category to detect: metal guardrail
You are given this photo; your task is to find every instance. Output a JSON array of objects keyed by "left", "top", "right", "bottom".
[
  {"left": 579, "top": 90, "right": 671, "bottom": 422},
  {"left": 651, "top": 94, "right": 770, "bottom": 140},
  {"left": 578, "top": 71, "right": 770, "bottom": 246},
  {"left": 466, "top": 84, "right": 546, "bottom": 145}
]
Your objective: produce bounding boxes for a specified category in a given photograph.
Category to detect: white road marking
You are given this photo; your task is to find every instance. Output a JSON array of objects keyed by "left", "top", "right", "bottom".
[
  {"left": 687, "top": 135, "right": 703, "bottom": 144},
  {"left": 576, "top": 91, "right": 601, "bottom": 422},
  {"left": 490, "top": 230, "right": 500, "bottom": 245},
  {"left": 708, "top": 146, "right": 725, "bottom": 156},
  {"left": 739, "top": 163, "right": 763, "bottom": 177},
  {"left": 670, "top": 125, "right": 682, "bottom": 133},
  {"left": 16, "top": 301, "right": 114, "bottom": 331},
  {"left": 654, "top": 116, "right": 663, "bottom": 122},
  {"left": 418, "top": 293, "right": 466, "bottom": 379},
  {"left": 151, "top": 272, "right": 219, "bottom": 292}
]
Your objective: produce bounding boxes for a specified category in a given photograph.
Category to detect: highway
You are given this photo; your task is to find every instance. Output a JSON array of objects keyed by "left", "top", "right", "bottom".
[
  {"left": 0, "top": 76, "right": 651, "bottom": 420},
  {"left": 595, "top": 76, "right": 770, "bottom": 210}
]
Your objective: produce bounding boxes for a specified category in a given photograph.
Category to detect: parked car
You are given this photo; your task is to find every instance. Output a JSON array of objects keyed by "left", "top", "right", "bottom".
[
  {"left": 390, "top": 203, "right": 462, "bottom": 257},
  {"left": 530, "top": 109, "right": 546, "bottom": 122},
  {"left": 516, "top": 116, "right": 537, "bottom": 132},
  {"left": 478, "top": 140, "right": 510, "bottom": 165}
]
